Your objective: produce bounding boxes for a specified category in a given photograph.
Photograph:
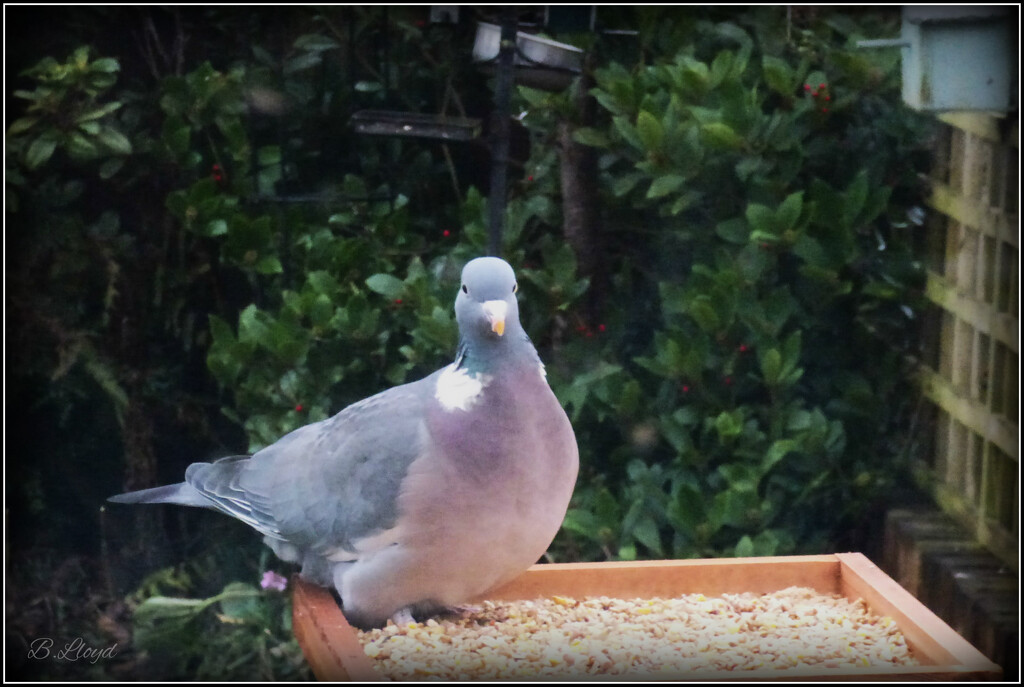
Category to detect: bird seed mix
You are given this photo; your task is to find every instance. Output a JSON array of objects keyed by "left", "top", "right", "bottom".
[{"left": 356, "top": 586, "right": 918, "bottom": 680}]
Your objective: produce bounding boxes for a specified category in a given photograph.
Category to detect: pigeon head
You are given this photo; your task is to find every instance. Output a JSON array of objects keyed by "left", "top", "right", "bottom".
[{"left": 455, "top": 257, "right": 522, "bottom": 347}]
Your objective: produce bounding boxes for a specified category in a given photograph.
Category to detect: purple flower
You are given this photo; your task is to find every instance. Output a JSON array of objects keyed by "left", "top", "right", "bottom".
[{"left": 260, "top": 570, "right": 288, "bottom": 592}]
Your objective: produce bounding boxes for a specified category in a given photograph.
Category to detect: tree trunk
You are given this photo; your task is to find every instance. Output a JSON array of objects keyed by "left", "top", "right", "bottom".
[{"left": 558, "top": 56, "right": 605, "bottom": 323}]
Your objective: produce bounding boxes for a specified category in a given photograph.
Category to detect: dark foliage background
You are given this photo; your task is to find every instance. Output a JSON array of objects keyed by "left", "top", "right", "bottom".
[{"left": 5, "top": 6, "right": 934, "bottom": 680}]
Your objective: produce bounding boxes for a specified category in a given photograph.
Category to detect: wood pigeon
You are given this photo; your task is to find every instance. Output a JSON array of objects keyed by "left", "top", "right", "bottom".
[{"left": 109, "top": 257, "right": 579, "bottom": 629}]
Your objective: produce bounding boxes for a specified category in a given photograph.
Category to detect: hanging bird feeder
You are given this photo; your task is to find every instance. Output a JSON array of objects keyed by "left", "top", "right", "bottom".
[{"left": 472, "top": 21, "right": 584, "bottom": 92}]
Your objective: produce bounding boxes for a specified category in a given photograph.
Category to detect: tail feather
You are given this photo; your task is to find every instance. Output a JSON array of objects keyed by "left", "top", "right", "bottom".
[{"left": 107, "top": 482, "right": 211, "bottom": 507}]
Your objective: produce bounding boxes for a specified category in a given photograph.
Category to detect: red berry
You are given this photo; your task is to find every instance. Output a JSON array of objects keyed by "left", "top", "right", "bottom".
[
  {"left": 739, "top": 344, "right": 748, "bottom": 353},
  {"left": 724, "top": 376, "right": 733, "bottom": 386},
  {"left": 803, "top": 84, "right": 811, "bottom": 91},
  {"left": 819, "top": 83, "right": 826, "bottom": 90},
  {"left": 682, "top": 385, "right": 690, "bottom": 393},
  {"left": 394, "top": 298, "right": 403, "bottom": 305},
  {"left": 824, "top": 95, "right": 831, "bottom": 101},
  {"left": 442, "top": 229, "right": 451, "bottom": 237},
  {"left": 295, "top": 404, "right": 303, "bottom": 412},
  {"left": 598, "top": 324, "right": 606, "bottom": 333},
  {"left": 821, "top": 107, "right": 829, "bottom": 113}
]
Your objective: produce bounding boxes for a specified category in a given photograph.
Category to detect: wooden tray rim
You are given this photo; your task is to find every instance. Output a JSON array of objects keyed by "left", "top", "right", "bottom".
[{"left": 291, "top": 552, "right": 1002, "bottom": 681}]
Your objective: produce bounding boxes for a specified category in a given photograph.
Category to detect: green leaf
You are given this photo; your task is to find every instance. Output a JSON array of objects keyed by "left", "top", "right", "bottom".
[
  {"left": 561, "top": 508, "right": 602, "bottom": 539},
  {"left": 735, "top": 155, "right": 767, "bottom": 182},
  {"left": 667, "top": 483, "right": 703, "bottom": 531},
  {"left": 99, "top": 157, "right": 125, "bottom": 179},
  {"left": 776, "top": 191, "right": 803, "bottom": 232},
  {"left": 636, "top": 110, "right": 664, "bottom": 151},
  {"left": 591, "top": 88, "right": 629, "bottom": 116},
  {"left": 353, "top": 79, "right": 382, "bottom": 92},
  {"left": 68, "top": 132, "right": 100, "bottom": 160},
  {"left": 257, "top": 145, "right": 281, "bottom": 166},
  {"left": 718, "top": 463, "right": 758, "bottom": 492},
  {"left": 307, "top": 270, "right": 339, "bottom": 295},
  {"left": 843, "top": 170, "right": 869, "bottom": 228},
  {"left": 612, "top": 172, "right": 644, "bottom": 197},
  {"left": 255, "top": 256, "right": 283, "bottom": 275},
  {"left": 76, "top": 100, "right": 123, "bottom": 123},
  {"left": 630, "top": 516, "right": 664, "bottom": 556},
  {"left": 293, "top": 34, "right": 340, "bottom": 52},
  {"left": 701, "top": 122, "right": 744, "bottom": 150},
  {"left": 734, "top": 535, "right": 755, "bottom": 557},
  {"left": 208, "top": 314, "right": 237, "bottom": 345},
  {"left": 710, "top": 489, "right": 758, "bottom": 529},
  {"left": 793, "top": 235, "right": 827, "bottom": 267},
  {"left": 217, "top": 582, "right": 262, "bottom": 621},
  {"left": 715, "top": 218, "right": 749, "bottom": 244},
  {"left": 646, "top": 174, "right": 685, "bottom": 200},
  {"left": 26, "top": 137, "right": 57, "bottom": 169},
  {"left": 612, "top": 115, "right": 643, "bottom": 150},
  {"left": 8, "top": 117, "right": 38, "bottom": 136},
  {"left": 617, "top": 544, "right": 638, "bottom": 561},
  {"left": 762, "top": 55, "right": 794, "bottom": 95},
  {"left": 745, "top": 203, "right": 774, "bottom": 234},
  {"left": 760, "top": 348, "right": 782, "bottom": 385},
  {"left": 660, "top": 412, "right": 693, "bottom": 454},
  {"left": 163, "top": 123, "right": 191, "bottom": 158},
  {"left": 688, "top": 296, "right": 720, "bottom": 333},
  {"left": 309, "top": 294, "right": 333, "bottom": 326},
  {"left": 97, "top": 128, "right": 132, "bottom": 155},
  {"left": 782, "top": 330, "right": 802, "bottom": 368},
  {"left": 89, "top": 57, "right": 120, "bottom": 73},
  {"left": 753, "top": 530, "right": 781, "bottom": 556},
  {"left": 572, "top": 127, "right": 610, "bottom": 147},
  {"left": 82, "top": 354, "right": 128, "bottom": 418},
  {"left": 207, "top": 219, "right": 228, "bottom": 237},
  {"left": 365, "top": 273, "right": 405, "bottom": 299},
  {"left": 134, "top": 596, "right": 206, "bottom": 623},
  {"left": 284, "top": 52, "right": 323, "bottom": 74},
  {"left": 238, "top": 304, "right": 269, "bottom": 345},
  {"left": 714, "top": 410, "right": 744, "bottom": 441},
  {"left": 736, "top": 242, "right": 769, "bottom": 281},
  {"left": 668, "top": 191, "right": 700, "bottom": 215},
  {"left": 763, "top": 439, "right": 798, "bottom": 471}
]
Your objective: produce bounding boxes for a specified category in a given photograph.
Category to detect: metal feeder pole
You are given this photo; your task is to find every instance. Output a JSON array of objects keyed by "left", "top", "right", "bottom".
[{"left": 486, "top": 9, "right": 517, "bottom": 257}]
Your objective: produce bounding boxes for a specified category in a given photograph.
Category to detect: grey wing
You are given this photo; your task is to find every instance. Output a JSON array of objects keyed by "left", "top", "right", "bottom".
[
  {"left": 185, "top": 456, "right": 287, "bottom": 540},
  {"left": 185, "top": 374, "right": 435, "bottom": 555}
]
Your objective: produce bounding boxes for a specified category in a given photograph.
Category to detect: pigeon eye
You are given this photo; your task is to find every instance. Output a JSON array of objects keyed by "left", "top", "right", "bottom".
[
  {"left": 512, "top": 283, "right": 518, "bottom": 294},
  {"left": 461, "top": 284, "right": 468, "bottom": 294}
]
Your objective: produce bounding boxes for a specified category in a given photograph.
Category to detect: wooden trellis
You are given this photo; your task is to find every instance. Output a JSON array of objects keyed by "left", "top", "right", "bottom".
[{"left": 917, "top": 112, "right": 1019, "bottom": 571}]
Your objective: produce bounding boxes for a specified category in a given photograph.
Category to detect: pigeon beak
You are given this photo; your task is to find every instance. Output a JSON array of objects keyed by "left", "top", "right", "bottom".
[{"left": 482, "top": 300, "right": 507, "bottom": 337}]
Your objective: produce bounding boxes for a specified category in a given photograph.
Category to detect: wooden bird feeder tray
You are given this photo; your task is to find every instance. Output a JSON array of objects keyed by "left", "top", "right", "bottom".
[
  {"left": 292, "top": 553, "right": 1002, "bottom": 681},
  {"left": 350, "top": 110, "right": 481, "bottom": 142}
]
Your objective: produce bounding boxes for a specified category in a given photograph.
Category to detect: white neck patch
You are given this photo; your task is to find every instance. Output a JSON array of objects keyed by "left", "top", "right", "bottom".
[{"left": 435, "top": 364, "right": 491, "bottom": 412}]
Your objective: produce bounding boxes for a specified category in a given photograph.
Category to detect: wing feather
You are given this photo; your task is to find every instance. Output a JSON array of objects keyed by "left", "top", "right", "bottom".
[{"left": 183, "top": 373, "right": 436, "bottom": 554}]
